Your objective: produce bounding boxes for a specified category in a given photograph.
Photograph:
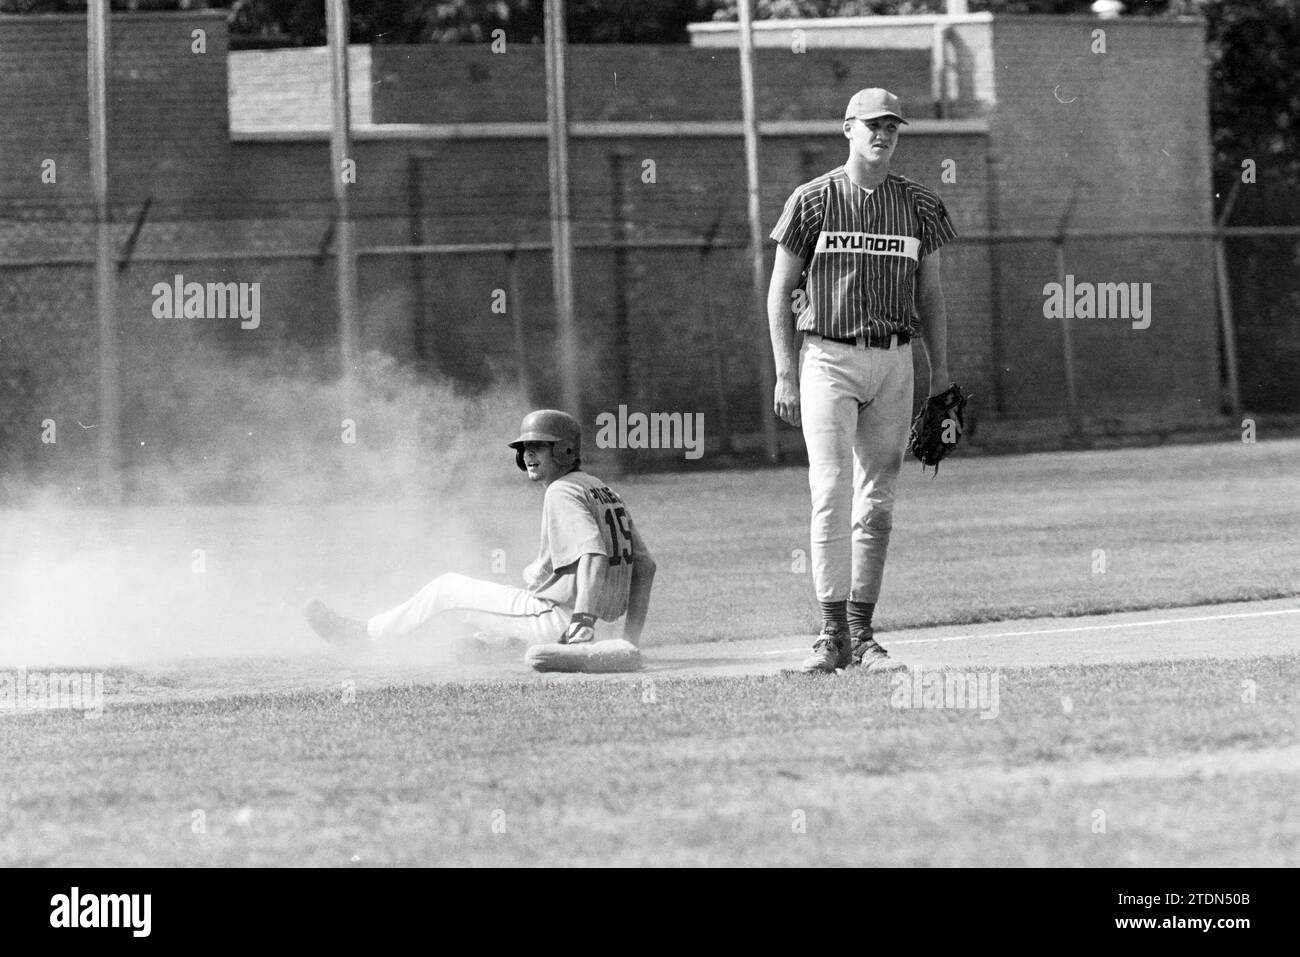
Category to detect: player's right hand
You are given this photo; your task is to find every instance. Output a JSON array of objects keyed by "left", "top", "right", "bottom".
[
  {"left": 560, "top": 613, "right": 597, "bottom": 645},
  {"left": 774, "top": 376, "right": 801, "bottom": 428}
]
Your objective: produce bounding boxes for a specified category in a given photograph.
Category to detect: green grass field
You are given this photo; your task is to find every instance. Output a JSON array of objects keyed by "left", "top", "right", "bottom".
[
  {"left": 643, "top": 435, "right": 1300, "bottom": 639},
  {"left": 4, "top": 657, "right": 1297, "bottom": 866},
  {"left": 1, "top": 438, "right": 1297, "bottom": 866}
]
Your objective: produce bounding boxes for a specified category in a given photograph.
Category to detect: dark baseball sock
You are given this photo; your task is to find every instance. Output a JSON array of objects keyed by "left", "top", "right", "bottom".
[
  {"left": 819, "top": 600, "right": 848, "bottom": 632},
  {"left": 848, "top": 601, "right": 875, "bottom": 634}
]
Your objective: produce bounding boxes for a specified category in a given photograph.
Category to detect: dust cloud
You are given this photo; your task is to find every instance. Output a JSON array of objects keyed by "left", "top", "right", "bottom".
[{"left": 0, "top": 344, "right": 545, "bottom": 668}]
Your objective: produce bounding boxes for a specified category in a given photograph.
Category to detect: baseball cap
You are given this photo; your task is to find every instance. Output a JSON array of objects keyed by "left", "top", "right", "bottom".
[{"left": 844, "top": 88, "right": 908, "bottom": 125}]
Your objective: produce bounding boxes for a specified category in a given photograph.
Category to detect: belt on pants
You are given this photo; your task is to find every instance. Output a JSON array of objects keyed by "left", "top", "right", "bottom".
[{"left": 809, "top": 331, "right": 910, "bottom": 350}]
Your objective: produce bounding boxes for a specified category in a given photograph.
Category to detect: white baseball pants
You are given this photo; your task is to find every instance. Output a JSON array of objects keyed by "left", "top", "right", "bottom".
[
  {"left": 799, "top": 334, "right": 914, "bottom": 603},
  {"left": 366, "top": 573, "right": 571, "bottom": 646}
]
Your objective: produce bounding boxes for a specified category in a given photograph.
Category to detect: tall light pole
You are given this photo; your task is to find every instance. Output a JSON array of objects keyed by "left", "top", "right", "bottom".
[
  {"left": 88, "top": 0, "right": 120, "bottom": 502},
  {"left": 544, "top": 0, "right": 581, "bottom": 421},
  {"left": 737, "top": 0, "right": 780, "bottom": 462},
  {"left": 327, "top": 0, "right": 359, "bottom": 384}
]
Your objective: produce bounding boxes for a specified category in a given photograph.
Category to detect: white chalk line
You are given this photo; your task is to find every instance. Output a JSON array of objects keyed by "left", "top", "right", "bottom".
[{"left": 758, "top": 605, "right": 1300, "bottom": 656}]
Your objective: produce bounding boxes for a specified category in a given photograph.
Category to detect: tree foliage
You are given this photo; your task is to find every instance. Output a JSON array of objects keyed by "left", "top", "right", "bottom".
[
  {"left": 215, "top": 0, "right": 722, "bottom": 46},
  {"left": 708, "top": 0, "right": 1102, "bottom": 18},
  {"left": 0, "top": 1, "right": 716, "bottom": 42},
  {"left": 1195, "top": 0, "right": 1300, "bottom": 200}
]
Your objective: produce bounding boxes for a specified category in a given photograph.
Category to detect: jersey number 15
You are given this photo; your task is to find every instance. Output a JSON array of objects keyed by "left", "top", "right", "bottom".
[{"left": 602, "top": 506, "right": 634, "bottom": 566}]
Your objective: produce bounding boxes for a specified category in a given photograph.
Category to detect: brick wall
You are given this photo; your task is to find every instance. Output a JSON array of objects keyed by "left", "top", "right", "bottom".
[
  {"left": 0, "top": 11, "right": 231, "bottom": 213},
  {"left": 986, "top": 16, "right": 1221, "bottom": 425},
  {"left": 688, "top": 15, "right": 997, "bottom": 119},
  {"left": 0, "top": 12, "right": 232, "bottom": 487},
  {"left": 371, "top": 45, "right": 934, "bottom": 124},
  {"left": 229, "top": 46, "right": 373, "bottom": 133}
]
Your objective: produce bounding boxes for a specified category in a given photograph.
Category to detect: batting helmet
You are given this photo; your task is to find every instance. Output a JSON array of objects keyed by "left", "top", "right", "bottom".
[{"left": 508, "top": 409, "right": 582, "bottom": 472}]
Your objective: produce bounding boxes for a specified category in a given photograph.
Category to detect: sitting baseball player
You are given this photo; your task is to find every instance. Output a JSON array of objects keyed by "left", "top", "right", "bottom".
[{"left": 304, "top": 409, "right": 655, "bottom": 672}]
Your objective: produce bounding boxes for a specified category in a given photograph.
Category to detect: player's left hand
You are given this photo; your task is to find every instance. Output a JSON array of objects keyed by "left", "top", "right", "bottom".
[{"left": 560, "top": 613, "right": 597, "bottom": 644}]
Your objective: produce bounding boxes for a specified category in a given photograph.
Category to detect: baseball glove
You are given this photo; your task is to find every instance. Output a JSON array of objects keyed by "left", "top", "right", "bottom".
[{"left": 908, "top": 383, "right": 969, "bottom": 474}]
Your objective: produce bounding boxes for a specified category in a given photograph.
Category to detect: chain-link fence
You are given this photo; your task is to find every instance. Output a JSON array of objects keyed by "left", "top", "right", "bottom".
[{"left": 3, "top": 195, "right": 1297, "bottom": 498}]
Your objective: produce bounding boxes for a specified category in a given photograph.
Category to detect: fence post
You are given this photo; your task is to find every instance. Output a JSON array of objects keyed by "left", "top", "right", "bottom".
[
  {"left": 699, "top": 205, "right": 734, "bottom": 455},
  {"left": 608, "top": 156, "right": 629, "bottom": 392},
  {"left": 407, "top": 155, "right": 432, "bottom": 369},
  {"left": 1213, "top": 180, "right": 1242, "bottom": 423},
  {"left": 507, "top": 248, "right": 533, "bottom": 406},
  {"left": 609, "top": 149, "right": 632, "bottom": 457},
  {"left": 983, "top": 155, "right": 1007, "bottom": 418},
  {"left": 1055, "top": 186, "right": 1085, "bottom": 444},
  {"left": 930, "top": 22, "right": 949, "bottom": 119}
]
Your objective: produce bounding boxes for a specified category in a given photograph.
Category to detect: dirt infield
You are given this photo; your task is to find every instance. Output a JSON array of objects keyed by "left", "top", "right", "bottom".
[
  {"left": 54, "top": 595, "right": 1294, "bottom": 712},
  {"left": 648, "top": 596, "right": 1300, "bottom": 678}
]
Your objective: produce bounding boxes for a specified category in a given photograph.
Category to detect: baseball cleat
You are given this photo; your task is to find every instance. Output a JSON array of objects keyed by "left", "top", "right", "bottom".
[
  {"left": 304, "top": 599, "right": 371, "bottom": 652},
  {"left": 800, "top": 626, "right": 851, "bottom": 673},
  {"left": 848, "top": 626, "right": 874, "bottom": 667},
  {"left": 851, "top": 633, "right": 906, "bottom": 673}
]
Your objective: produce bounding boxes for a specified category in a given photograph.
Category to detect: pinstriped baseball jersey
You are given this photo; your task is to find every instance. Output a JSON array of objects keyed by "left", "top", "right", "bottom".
[{"left": 770, "top": 168, "right": 957, "bottom": 340}]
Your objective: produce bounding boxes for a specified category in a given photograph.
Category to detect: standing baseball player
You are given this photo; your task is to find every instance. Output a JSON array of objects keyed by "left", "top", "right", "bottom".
[
  {"left": 768, "top": 88, "right": 958, "bottom": 674},
  {"left": 304, "top": 410, "right": 656, "bottom": 667}
]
